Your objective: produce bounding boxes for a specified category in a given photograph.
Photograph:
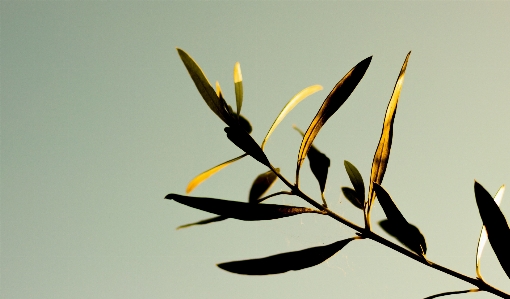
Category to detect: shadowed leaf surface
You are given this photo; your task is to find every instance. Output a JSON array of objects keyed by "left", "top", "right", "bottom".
[
  {"left": 177, "top": 48, "right": 233, "bottom": 125},
  {"left": 476, "top": 185, "right": 504, "bottom": 280},
  {"left": 341, "top": 187, "right": 364, "bottom": 210},
  {"left": 234, "top": 62, "right": 243, "bottom": 116},
  {"left": 423, "top": 289, "right": 478, "bottom": 299},
  {"left": 296, "top": 57, "right": 371, "bottom": 184},
  {"left": 261, "top": 85, "right": 323, "bottom": 150},
  {"left": 249, "top": 169, "right": 279, "bottom": 203},
  {"left": 374, "top": 183, "right": 427, "bottom": 255},
  {"left": 224, "top": 126, "right": 270, "bottom": 166},
  {"left": 294, "top": 126, "right": 330, "bottom": 197},
  {"left": 186, "top": 154, "right": 247, "bottom": 194},
  {"left": 344, "top": 160, "right": 365, "bottom": 203},
  {"left": 366, "top": 52, "right": 410, "bottom": 228},
  {"left": 166, "top": 194, "right": 325, "bottom": 221},
  {"left": 177, "top": 216, "right": 227, "bottom": 230},
  {"left": 217, "top": 238, "right": 354, "bottom": 275},
  {"left": 474, "top": 181, "right": 510, "bottom": 279}
]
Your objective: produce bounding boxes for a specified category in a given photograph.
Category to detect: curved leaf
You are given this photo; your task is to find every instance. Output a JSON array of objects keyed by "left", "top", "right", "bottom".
[
  {"left": 296, "top": 56, "right": 372, "bottom": 185},
  {"left": 166, "top": 194, "right": 326, "bottom": 221},
  {"left": 249, "top": 169, "right": 280, "bottom": 203},
  {"left": 423, "top": 289, "right": 478, "bottom": 299},
  {"left": 366, "top": 52, "right": 411, "bottom": 228},
  {"left": 234, "top": 62, "right": 243, "bottom": 117},
  {"left": 177, "top": 48, "right": 232, "bottom": 125},
  {"left": 476, "top": 185, "right": 504, "bottom": 280},
  {"left": 341, "top": 187, "right": 364, "bottom": 210},
  {"left": 374, "top": 183, "right": 426, "bottom": 255},
  {"left": 186, "top": 154, "right": 247, "bottom": 194},
  {"left": 225, "top": 126, "right": 270, "bottom": 167},
  {"left": 177, "top": 216, "right": 227, "bottom": 230},
  {"left": 261, "top": 85, "right": 323, "bottom": 150},
  {"left": 217, "top": 238, "right": 354, "bottom": 275},
  {"left": 474, "top": 181, "right": 510, "bottom": 279},
  {"left": 344, "top": 160, "right": 365, "bottom": 203}
]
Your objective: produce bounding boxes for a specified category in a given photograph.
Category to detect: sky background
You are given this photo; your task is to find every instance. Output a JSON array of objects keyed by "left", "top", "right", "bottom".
[{"left": 2, "top": 1, "right": 510, "bottom": 299}]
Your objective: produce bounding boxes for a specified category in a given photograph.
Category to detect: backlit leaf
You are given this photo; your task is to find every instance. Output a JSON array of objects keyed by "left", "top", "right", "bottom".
[
  {"left": 217, "top": 238, "right": 354, "bottom": 275},
  {"left": 225, "top": 126, "right": 270, "bottom": 167},
  {"left": 341, "top": 187, "right": 364, "bottom": 210},
  {"left": 344, "top": 160, "right": 365, "bottom": 203},
  {"left": 166, "top": 194, "right": 326, "bottom": 221},
  {"left": 177, "top": 48, "right": 233, "bottom": 125},
  {"left": 366, "top": 52, "right": 411, "bottom": 228},
  {"left": 249, "top": 169, "right": 280, "bottom": 203},
  {"left": 186, "top": 154, "right": 247, "bottom": 194},
  {"left": 474, "top": 181, "right": 510, "bottom": 279},
  {"left": 296, "top": 56, "right": 371, "bottom": 185},
  {"left": 374, "top": 183, "right": 426, "bottom": 255},
  {"left": 177, "top": 216, "right": 227, "bottom": 230},
  {"left": 476, "top": 185, "right": 504, "bottom": 280},
  {"left": 234, "top": 62, "right": 243, "bottom": 117},
  {"left": 261, "top": 85, "right": 323, "bottom": 150}
]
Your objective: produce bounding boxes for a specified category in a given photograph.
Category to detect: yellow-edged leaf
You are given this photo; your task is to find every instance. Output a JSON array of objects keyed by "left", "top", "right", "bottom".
[
  {"left": 234, "top": 62, "right": 243, "bottom": 117},
  {"left": 260, "top": 85, "right": 323, "bottom": 150},
  {"left": 365, "top": 52, "right": 411, "bottom": 229},
  {"left": 476, "top": 185, "right": 505, "bottom": 280},
  {"left": 296, "top": 57, "right": 371, "bottom": 185},
  {"left": 186, "top": 154, "right": 247, "bottom": 194}
]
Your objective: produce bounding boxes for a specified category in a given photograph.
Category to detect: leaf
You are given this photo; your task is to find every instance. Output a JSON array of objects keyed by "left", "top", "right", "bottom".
[
  {"left": 226, "top": 104, "right": 252, "bottom": 134},
  {"left": 177, "top": 48, "right": 233, "bottom": 125},
  {"left": 344, "top": 160, "right": 365, "bottom": 203},
  {"left": 177, "top": 216, "right": 227, "bottom": 230},
  {"left": 294, "top": 126, "right": 330, "bottom": 197},
  {"left": 234, "top": 62, "right": 243, "bottom": 117},
  {"left": 296, "top": 56, "right": 372, "bottom": 185},
  {"left": 474, "top": 181, "right": 510, "bottom": 279},
  {"left": 249, "top": 169, "right": 280, "bottom": 203},
  {"left": 186, "top": 154, "right": 247, "bottom": 194},
  {"left": 341, "top": 187, "right": 364, "bottom": 210},
  {"left": 476, "top": 185, "right": 504, "bottom": 280},
  {"left": 374, "top": 183, "right": 427, "bottom": 255},
  {"left": 217, "top": 238, "right": 354, "bottom": 275},
  {"left": 366, "top": 52, "right": 411, "bottom": 228},
  {"left": 261, "top": 85, "right": 323, "bottom": 150},
  {"left": 166, "top": 194, "right": 326, "bottom": 221},
  {"left": 423, "top": 289, "right": 478, "bottom": 299},
  {"left": 224, "top": 126, "right": 270, "bottom": 167}
]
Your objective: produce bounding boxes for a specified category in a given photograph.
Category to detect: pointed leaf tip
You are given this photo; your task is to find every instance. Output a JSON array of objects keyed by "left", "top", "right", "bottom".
[
  {"left": 344, "top": 160, "right": 365, "bottom": 203},
  {"left": 225, "top": 126, "right": 270, "bottom": 166}
]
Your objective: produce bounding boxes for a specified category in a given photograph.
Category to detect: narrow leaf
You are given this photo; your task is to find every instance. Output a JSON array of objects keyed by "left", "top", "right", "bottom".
[
  {"left": 166, "top": 194, "right": 326, "bottom": 221},
  {"left": 344, "top": 160, "right": 365, "bottom": 203},
  {"left": 341, "top": 187, "right": 364, "bottom": 210},
  {"left": 296, "top": 56, "right": 372, "bottom": 185},
  {"left": 476, "top": 185, "right": 504, "bottom": 280},
  {"left": 374, "top": 183, "right": 427, "bottom": 255},
  {"left": 249, "top": 169, "right": 280, "bottom": 203},
  {"left": 177, "top": 48, "right": 233, "bottom": 125},
  {"left": 366, "top": 52, "right": 411, "bottom": 228},
  {"left": 261, "top": 85, "right": 323, "bottom": 150},
  {"left": 217, "top": 238, "right": 354, "bottom": 275},
  {"left": 225, "top": 126, "right": 270, "bottom": 166},
  {"left": 294, "top": 126, "right": 330, "bottom": 197},
  {"left": 186, "top": 154, "right": 247, "bottom": 194},
  {"left": 423, "top": 289, "right": 478, "bottom": 299},
  {"left": 234, "top": 62, "right": 243, "bottom": 117},
  {"left": 474, "top": 181, "right": 510, "bottom": 279},
  {"left": 177, "top": 216, "right": 227, "bottom": 230}
]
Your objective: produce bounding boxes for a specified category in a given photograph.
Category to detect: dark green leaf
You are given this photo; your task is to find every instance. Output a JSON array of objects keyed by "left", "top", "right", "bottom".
[
  {"left": 366, "top": 52, "right": 411, "bottom": 228},
  {"left": 177, "top": 216, "right": 227, "bottom": 230},
  {"left": 374, "top": 183, "right": 427, "bottom": 255},
  {"left": 224, "top": 126, "right": 270, "bottom": 166},
  {"left": 341, "top": 187, "right": 364, "bottom": 210},
  {"left": 217, "top": 238, "right": 354, "bottom": 275},
  {"left": 344, "top": 160, "right": 365, "bottom": 203},
  {"left": 238, "top": 114, "right": 252, "bottom": 134},
  {"left": 296, "top": 56, "right": 371, "bottom": 185},
  {"left": 166, "top": 194, "right": 325, "bottom": 221},
  {"left": 249, "top": 169, "right": 279, "bottom": 203},
  {"left": 474, "top": 181, "right": 510, "bottom": 279}
]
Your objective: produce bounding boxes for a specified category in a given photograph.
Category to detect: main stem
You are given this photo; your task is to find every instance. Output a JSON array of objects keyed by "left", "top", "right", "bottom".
[{"left": 268, "top": 165, "right": 510, "bottom": 299}]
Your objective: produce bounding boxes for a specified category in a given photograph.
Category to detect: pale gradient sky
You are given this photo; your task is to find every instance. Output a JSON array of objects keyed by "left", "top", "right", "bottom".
[{"left": 2, "top": 1, "right": 510, "bottom": 299}]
